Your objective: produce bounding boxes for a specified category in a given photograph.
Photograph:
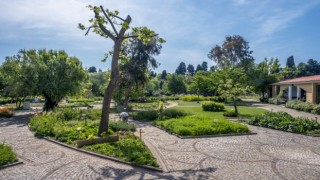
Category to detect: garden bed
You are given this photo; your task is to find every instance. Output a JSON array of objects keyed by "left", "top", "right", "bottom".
[
  {"left": 0, "top": 143, "right": 19, "bottom": 168},
  {"left": 28, "top": 108, "right": 159, "bottom": 167},
  {"left": 154, "top": 116, "right": 251, "bottom": 137},
  {"left": 248, "top": 111, "right": 320, "bottom": 135}
]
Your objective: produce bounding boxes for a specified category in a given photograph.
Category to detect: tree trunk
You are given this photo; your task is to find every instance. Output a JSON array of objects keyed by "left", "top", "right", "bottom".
[
  {"left": 43, "top": 93, "right": 58, "bottom": 111},
  {"left": 98, "top": 40, "right": 122, "bottom": 136},
  {"left": 233, "top": 97, "right": 238, "bottom": 115}
]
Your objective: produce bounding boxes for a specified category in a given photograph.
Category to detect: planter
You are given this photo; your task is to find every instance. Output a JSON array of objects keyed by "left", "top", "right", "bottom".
[{"left": 76, "top": 135, "right": 119, "bottom": 148}]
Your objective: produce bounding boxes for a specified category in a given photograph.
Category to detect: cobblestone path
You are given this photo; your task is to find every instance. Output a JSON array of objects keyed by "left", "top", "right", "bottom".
[
  {"left": 1, "top": 110, "right": 320, "bottom": 179},
  {"left": 134, "top": 120, "right": 320, "bottom": 180}
]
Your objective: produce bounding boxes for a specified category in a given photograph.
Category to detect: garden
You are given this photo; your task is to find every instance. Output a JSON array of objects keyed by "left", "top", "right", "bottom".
[{"left": 29, "top": 108, "right": 158, "bottom": 167}]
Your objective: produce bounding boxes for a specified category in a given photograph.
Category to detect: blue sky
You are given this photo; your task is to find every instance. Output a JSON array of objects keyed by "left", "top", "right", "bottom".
[{"left": 0, "top": 0, "right": 320, "bottom": 73}]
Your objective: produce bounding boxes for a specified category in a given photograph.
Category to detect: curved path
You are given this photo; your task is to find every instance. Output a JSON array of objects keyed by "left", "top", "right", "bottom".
[{"left": 1, "top": 108, "right": 320, "bottom": 179}]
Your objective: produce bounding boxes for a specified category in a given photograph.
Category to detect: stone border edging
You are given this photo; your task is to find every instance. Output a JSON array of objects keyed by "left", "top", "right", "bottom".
[
  {"left": 27, "top": 124, "right": 163, "bottom": 173},
  {"left": 42, "top": 137, "right": 163, "bottom": 173},
  {"left": 150, "top": 124, "right": 257, "bottom": 139},
  {"left": 0, "top": 161, "right": 23, "bottom": 170}
]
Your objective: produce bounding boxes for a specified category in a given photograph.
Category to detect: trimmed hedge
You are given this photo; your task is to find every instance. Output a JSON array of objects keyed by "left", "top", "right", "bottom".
[
  {"left": 202, "top": 102, "right": 225, "bottom": 112},
  {"left": 223, "top": 110, "right": 238, "bottom": 117},
  {"left": 249, "top": 111, "right": 320, "bottom": 134}
]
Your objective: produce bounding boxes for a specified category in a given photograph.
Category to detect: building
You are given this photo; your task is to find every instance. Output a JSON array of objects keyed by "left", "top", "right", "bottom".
[{"left": 269, "top": 75, "right": 320, "bottom": 104}]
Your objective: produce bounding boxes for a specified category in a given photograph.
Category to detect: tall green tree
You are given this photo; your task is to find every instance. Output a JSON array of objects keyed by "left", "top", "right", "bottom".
[
  {"left": 207, "top": 35, "right": 254, "bottom": 71},
  {"left": 286, "top": 56, "right": 296, "bottom": 69},
  {"left": 79, "top": 5, "right": 164, "bottom": 135},
  {"left": 195, "top": 64, "right": 203, "bottom": 72},
  {"left": 201, "top": 61, "right": 208, "bottom": 71},
  {"left": 165, "top": 74, "right": 186, "bottom": 95},
  {"left": 88, "top": 66, "right": 97, "bottom": 73},
  {"left": 217, "top": 68, "right": 249, "bottom": 115},
  {"left": 175, "top": 62, "right": 187, "bottom": 75},
  {"left": 161, "top": 70, "right": 167, "bottom": 80},
  {"left": 89, "top": 71, "right": 110, "bottom": 96},
  {"left": 187, "top": 64, "right": 195, "bottom": 76}
]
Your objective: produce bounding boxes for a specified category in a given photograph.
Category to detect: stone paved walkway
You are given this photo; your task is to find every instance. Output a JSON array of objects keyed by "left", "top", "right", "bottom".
[{"left": 1, "top": 108, "right": 320, "bottom": 179}]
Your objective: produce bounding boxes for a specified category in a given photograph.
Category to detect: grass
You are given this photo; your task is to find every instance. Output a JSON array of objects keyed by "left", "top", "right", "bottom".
[
  {"left": 29, "top": 108, "right": 158, "bottom": 167},
  {"left": 177, "top": 100, "right": 201, "bottom": 107},
  {"left": 0, "top": 143, "right": 18, "bottom": 166}
]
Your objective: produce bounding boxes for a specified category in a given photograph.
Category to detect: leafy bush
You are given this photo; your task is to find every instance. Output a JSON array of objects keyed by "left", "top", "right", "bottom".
[
  {"left": 248, "top": 111, "right": 320, "bottom": 134},
  {"left": 155, "top": 116, "right": 249, "bottom": 136},
  {"left": 268, "top": 97, "right": 286, "bottom": 105},
  {"left": 0, "top": 108, "right": 14, "bottom": 118},
  {"left": 109, "top": 121, "right": 136, "bottom": 132},
  {"left": 181, "top": 95, "right": 205, "bottom": 102},
  {"left": 132, "top": 108, "right": 189, "bottom": 121},
  {"left": 0, "top": 143, "right": 18, "bottom": 166},
  {"left": 285, "top": 100, "right": 320, "bottom": 115},
  {"left": 84, "top": 135, "right": 158, "bottom": 167},
  {"left": 202, "top": 102, "right": 225, "bottom": 112},
  {"left": 208, "top": 96, "right": 226, "bottom": 103},
  {"left": 223, "top": 110, "right": 238, "bottom": 117}
]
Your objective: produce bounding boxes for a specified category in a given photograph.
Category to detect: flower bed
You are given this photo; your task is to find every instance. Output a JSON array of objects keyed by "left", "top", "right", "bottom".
[{"left": 0, "top": 143, "right": 18, "bottom": 166}]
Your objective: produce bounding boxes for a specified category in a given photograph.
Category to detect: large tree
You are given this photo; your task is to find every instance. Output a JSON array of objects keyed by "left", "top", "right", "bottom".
[
  {"left": 88, "top": 66, "right": 97, "bottom": 73},
  {"left": 79, "top": 5, "right": 164, "bottom": 135},
  {"left": 207, "top": 35, "right": 254, "bottom": 70},
  {"left": 201, "top": 61, "right": 208, "bottom": 71},
  {"left": 187, "top": 64, "right": 195, "bottom": 76},
  {"left": 165, "top": 74, "right": 186, "bottom": 95},
  {"left": 286, "top": 56, "right": 296, "bottom": 69},
  {"left": 160, "top": 70, "right": 167, "bottom": 80},
  {"left": 175, "top": 62, "right": 187, "bottom": 75},
  {"left": 23, "top": 49, "right": 87, "bottom": 111}
]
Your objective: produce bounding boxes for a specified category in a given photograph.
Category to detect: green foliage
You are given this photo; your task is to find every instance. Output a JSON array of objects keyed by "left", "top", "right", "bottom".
[
  {"left": 132, "top": 108, "right": 188, "bottom": 121},
  {"left": 175, "top": 62, "right": 187, "bottom": 75},
  {"left": 83, "top": 135, "right": 158, "bottom": 167},
  {"left": 0, "top": 143, "right": 18, "bottom": 166},
  {"left": 0, "top": 107, "right": 14, "bottom": 118},
  {"left": 155, "top": 116, "right": 249, "bottom": 136},
  {"left": 165, "top": 74, "right": 186, "bottom": 95},
  {"left": 249, "top": 112, "right": 320, "bottom": 134},
  {"left": 29, "top": 108, "right": 134, "bottom": 143},
  {"left": 181, "top": 95, "right": 205, "bottom": 102},
  {"left": 223, "top": 110, "right": 238, "bottom": 117},
  {"left": 285, "top": 100, "right": 320, "bottom": 115},
  {"left": 202, "top": 102, "right": 225, "bottom": 112},
  {"left": 68, "top": 98, "right": 95, "bottom": 103}
]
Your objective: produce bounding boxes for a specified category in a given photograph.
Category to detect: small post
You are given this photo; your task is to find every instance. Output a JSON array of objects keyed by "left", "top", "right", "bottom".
[
  {"left": 140, "top": 129, "right": 142, "bottom": 140},
  {"left": 315, "top": 117, "right": 318, "bottom": 122}
]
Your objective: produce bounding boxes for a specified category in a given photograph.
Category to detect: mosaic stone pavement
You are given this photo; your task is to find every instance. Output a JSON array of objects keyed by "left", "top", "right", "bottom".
[{"left": 0, "top": 110, "right": 320, "bottom": 179}]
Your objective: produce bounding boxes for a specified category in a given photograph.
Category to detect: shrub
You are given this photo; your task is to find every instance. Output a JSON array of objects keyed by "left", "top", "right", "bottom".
[
  {"left": 0, "top": 108, "right": 14, "bottom": 118},
  {"left": 109, "top": 121, "right": 136, "bottom": 132},
  {"left": 202, "top": 102, "right": 225, "bottom": 112},
  {"left": 83, "top": 135, "right": 158, "bottom": 167},
  {"left": 248, "top": 111, "right": 320, "bottom": 134},
  {"left": 132, "top": 108, "right": 188, "bottom": 121},
  {"left": 285, "top": 100, "right": 320, "bottom": 114},
  {"left": 0, "top": 143, "right": 18, "bottom": 166},
  {"left": 223, "top": 110, "right": 238, "bottom": 117},
  {"left": 67, "top": 98, "right": 94, "bottom": 103},
  {"left": 155, "top": 115, "right": 249, "bottom": 136},
  {"left": 180, "top": 95, "right": 205, "bottom": 102},
  {"left": 132, "top": 110, "right": 158, "bottom": 121},
  {"left": 208, "top": 96, "right": 226, "bottom": 103}
]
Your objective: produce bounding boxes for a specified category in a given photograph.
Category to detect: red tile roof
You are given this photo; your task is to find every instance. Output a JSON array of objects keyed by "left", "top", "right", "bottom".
[{"left": 274, "top": 75, "right": 320, "bottom": 84}]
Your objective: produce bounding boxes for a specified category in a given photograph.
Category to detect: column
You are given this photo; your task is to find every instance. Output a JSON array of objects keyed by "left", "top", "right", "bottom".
[
  {"left": 288, "top": 85, "right": 292, "bottom": 100},
  {"left": 297, "top": 86, "right": 301, "bottom": 99}
]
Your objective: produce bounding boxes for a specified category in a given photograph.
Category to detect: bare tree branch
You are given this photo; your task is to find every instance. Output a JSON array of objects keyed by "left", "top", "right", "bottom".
[
  {"left": 118, "top": 15, "right": 132, "bottom": 38},
  {"left": 94, "top": 8, "right": 116, "bottom": 41},
  {"left": 100, "top": 6, "right": 119, "bottom": 37},
  {"left": 110, "top": 14, "right": 125, "bottom": 22},
  {"left": 85, "top": 25, "right": 98, "bottom": 36}
]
